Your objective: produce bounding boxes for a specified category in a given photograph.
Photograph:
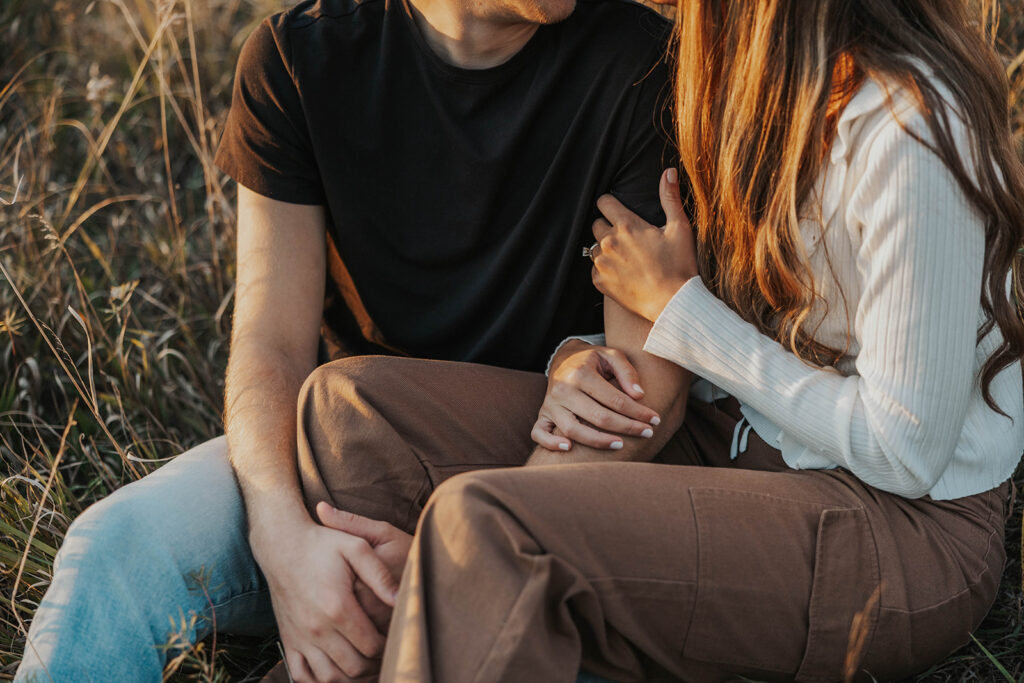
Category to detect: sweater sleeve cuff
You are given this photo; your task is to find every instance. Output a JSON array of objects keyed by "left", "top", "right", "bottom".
[
  {"left": 545, "top": 333, "right": 607, "bottom": 376},
  {"left": 642, "top": 277, "right": 732, "bottom": 369}
]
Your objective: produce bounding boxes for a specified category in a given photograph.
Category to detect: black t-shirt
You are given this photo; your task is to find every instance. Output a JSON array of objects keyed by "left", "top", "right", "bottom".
[{"left": 215, "top": 0, "right": 673, "bottom": 371}]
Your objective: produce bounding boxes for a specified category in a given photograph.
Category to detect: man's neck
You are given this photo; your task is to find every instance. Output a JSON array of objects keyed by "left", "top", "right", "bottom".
[{"left": 406, "top": 0, "right": 539, "bottom": 70}]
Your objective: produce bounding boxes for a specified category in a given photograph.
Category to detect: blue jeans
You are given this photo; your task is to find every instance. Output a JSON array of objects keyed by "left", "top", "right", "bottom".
[
  {"left": 15, "top": 437, "right": 618, "bottom": 682},
  {"left": 15, "top": 436, "right": 275, "bottom": 682}
]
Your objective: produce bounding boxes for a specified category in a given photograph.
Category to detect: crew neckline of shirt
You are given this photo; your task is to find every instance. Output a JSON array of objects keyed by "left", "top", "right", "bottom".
[{"left": 396, "top": 0, "right": 549, "bottom": 84}]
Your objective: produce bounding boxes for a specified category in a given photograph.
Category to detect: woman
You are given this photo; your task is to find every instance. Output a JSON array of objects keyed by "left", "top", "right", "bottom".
[{"left": 368, "top": 0, "right": 1024, "bottom": 680}]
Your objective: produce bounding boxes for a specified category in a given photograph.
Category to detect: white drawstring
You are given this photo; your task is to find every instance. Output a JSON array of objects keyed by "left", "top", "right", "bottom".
[
  {"left": 729, "top": 416, "right": 754, "bottom": 461},
  {"left": 729, "top": 417, "right": 746, "bottom": 461}
]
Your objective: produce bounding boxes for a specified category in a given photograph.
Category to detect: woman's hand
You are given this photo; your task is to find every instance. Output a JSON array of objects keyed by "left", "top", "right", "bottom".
[
  {"left": 532, "top": 340, "right": 662, "bottom": 451},
  {"left": 591, "top": 167, "right": 698, "bottom": 322}
]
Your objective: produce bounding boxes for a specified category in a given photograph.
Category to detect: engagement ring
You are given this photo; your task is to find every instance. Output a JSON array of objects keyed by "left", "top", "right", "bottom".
[{"left": 582, "top": 242, "right": 599, "bottom": 260}]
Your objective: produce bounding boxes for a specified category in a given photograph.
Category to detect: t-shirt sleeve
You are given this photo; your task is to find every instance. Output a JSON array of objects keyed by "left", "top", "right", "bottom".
[
  {"left": 214, "top": 19, "right": 325, "bottom": 205},
  {"left": 607, "top": 55, "right": 677, "bottom": 226}
]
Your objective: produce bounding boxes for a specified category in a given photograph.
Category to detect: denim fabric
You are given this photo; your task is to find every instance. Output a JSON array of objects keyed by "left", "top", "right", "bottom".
[{"left": 15, "top": 437, "right": 275, "bottom": 682}]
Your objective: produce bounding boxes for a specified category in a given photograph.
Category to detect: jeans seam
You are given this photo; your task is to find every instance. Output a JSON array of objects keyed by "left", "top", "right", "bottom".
[{"left": 209, "top": 585, "right": 269, "bottom": 612}]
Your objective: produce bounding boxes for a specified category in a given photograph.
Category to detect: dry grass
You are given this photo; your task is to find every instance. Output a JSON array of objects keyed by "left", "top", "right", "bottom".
[{"left": 0, "top": 1, "right": 1023, "bottom": 681}]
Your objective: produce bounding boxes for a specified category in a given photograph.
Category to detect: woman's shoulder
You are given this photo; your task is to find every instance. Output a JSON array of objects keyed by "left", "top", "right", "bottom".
[
  {"left": 815, "top": 63, "right": 985, "bottom": 252},
  {"left": 831, "top": 63, "right": 971, "bottom": 170}
]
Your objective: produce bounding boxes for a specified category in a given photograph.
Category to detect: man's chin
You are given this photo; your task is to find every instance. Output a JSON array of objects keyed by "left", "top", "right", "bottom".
[
  {"left": 519, "top": 0, "right": 576, "bottom": 25},
  {"left": 537, "top": 1, "right": 576, "bottom": 24},
  {"left": 492, "top": 0, "right": 575, "bottom": 29}
]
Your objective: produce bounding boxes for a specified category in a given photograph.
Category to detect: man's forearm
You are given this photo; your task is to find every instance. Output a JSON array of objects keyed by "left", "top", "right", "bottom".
[
  {"left": 527, "top": 297, "right": 689, "bottom": 466},
  {"left": 602, "top": 298, "right": 690, "bottom": 459},
  {"left": 225, "top": 342, "right": 317, "bottom": 541}
]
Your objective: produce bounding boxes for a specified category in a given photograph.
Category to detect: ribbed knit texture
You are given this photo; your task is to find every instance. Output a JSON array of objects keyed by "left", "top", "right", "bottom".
[{"left": 642, "top": 77, "right": 1024, "bottom": 500}]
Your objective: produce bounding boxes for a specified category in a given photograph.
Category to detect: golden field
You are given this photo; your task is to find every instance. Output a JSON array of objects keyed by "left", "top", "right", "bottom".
[{"left": 1, "top": 1, "right": 1023, "bottom": 680}]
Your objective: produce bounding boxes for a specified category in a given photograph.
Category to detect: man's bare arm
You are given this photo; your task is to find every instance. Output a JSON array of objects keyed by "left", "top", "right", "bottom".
[
  {"left": 227, "top": 187, "right": 397, "bottom": 680},
  {"left": 601, "top": 297, "right": 690, "bottom": 458},
  {"left": 226, "top": 186, "right": 325, "bottom": 537},
  {"left": 527, "top": 297, "right": 690, "bottom": 465}
]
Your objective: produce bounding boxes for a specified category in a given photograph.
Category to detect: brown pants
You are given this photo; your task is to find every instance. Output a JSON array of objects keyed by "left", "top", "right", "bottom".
[{"left": 296, "top": 356, "right": 1010, "bottom": 683}]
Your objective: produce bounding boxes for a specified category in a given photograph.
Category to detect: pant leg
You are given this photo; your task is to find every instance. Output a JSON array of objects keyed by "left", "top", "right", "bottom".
[
  {"left": 15, "top": 436, "right": 275, "bottom": 683},
  {"left": 379, "top": 461, "right": 1007, "bottom": 683},
  {"left": 296, "top": 355, "right": 550, "bottom": 534},
  {"left": 293, "top": 356, "right": 688, "bottom": 683}
]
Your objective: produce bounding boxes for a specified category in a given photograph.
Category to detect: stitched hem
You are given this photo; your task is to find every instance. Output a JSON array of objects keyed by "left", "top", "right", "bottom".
[{"left": 210, "top": 586, "right": 269, "bottom": 612}]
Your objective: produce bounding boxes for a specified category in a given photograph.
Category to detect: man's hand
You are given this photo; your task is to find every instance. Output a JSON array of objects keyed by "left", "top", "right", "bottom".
[
  {"left": 532, "top": 341, "right": 662, "bottom": 452},
  {"left": 259, "top": 504, "right": 412, "bottom": 683},
  {"left": 257, "top": 514, "right": 400, "bottom": 682}
]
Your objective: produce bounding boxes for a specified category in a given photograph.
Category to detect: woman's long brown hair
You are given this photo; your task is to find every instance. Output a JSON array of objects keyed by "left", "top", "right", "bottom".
[{"left": 673, "top": 0, "right": 1024, "bottom": 412}]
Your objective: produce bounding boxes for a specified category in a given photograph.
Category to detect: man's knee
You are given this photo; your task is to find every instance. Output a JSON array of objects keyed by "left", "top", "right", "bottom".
[
  {"left": 298, "top": 356, "right": 396, "bottom": 457},
  {"left": 57, "top": 438, "right": 242, "bottom": 581},
  {"left": 298, "top": 358, "right": 383, "bottom": 475},
  {"left": 299, "top": 355, "right": 401, "bottom": 416},
  {"left": 55, "top": 489, "right": 154, "bottom": 580},
  {"left": 297, "top": 356, "right": 428, "bottom": 524}
]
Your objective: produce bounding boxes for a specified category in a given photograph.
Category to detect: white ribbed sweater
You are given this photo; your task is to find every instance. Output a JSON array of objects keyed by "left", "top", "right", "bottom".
[{"left": 639, "top": 77, "right": 1024, "bottom": 500}]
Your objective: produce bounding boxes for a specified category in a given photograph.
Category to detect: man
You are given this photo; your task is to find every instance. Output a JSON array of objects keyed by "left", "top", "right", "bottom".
[{"left": 16, "top": 0, "right": 674, "bottom": 679}]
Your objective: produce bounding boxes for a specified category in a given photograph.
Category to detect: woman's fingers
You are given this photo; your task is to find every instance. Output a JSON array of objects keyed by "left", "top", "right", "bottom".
[
  {"left": 286, "top": 649, "right": 317, "bottom": 683},
  {"left": 317, "top": 503, "right": 391, "bottom": 546},
  {"left": 324, "top": 583, "right": 386, "bottom": 659},
  {"left": 549, "top": 404, "right": 625, "bottom": 449},
  {"left": 596, "top": 193, "right": 647, "bottom": 228},
  {"left": 541, "top": 344, "right": 666, "bottom": 452},
  {"left": 579, "top": 371, "right": 659, "bottom": 427},
  {"left": 598, "top": 168, "right": 689, "bottom": 237},
  {"left": 659, "top": 167, "right": 688, "bottom": 227},
  {"left": 596, "top": 349, "right": 644, "bottom": 400},
  {"left": 531, "top": 415, "right": 571, "bottom": 451},
  {"left": 563, "top": 386, "right": 655, "bottom": 438}
]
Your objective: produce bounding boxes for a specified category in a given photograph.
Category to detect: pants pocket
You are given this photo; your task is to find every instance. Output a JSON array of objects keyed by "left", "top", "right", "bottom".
[
  {"left": 794, "top": 506, "right": 880, "bottom": 682},
  {"left": 682, "top": 488, "right": 879, "bottom": 681},
  {"left": 682, "top": 488, "right": 823, "bottom": 673}
]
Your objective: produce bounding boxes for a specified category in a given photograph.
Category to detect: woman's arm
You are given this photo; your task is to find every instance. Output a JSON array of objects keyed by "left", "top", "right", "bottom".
[
  {"left": 527, "top": 297, "right": 690, "bottom": 466},
  {"left": 600, "top": 113, "right": 1008, "bottom": 498},
  {"left": 641, "top": 134, "right": 982, "bottom": 496}
]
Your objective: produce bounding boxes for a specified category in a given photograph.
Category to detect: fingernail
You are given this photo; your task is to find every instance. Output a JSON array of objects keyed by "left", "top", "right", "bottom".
[
  {"left": 611, "top": 441, "right": 624, "bottom": 450},
  {"left": 559, "top": 442, "right": 570, "bottom": 451},
  {"left": 641, "top": 428, "right": 654, "bottom": 438},
  {"left": 666, "top": 167, "right": 678, "bottom": 184},
  {"left": 650, "top": 416, "right": 661, "bottom": 426},
  {"left": 632, "top": 383, "right": 645, "bottom": 394}
]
